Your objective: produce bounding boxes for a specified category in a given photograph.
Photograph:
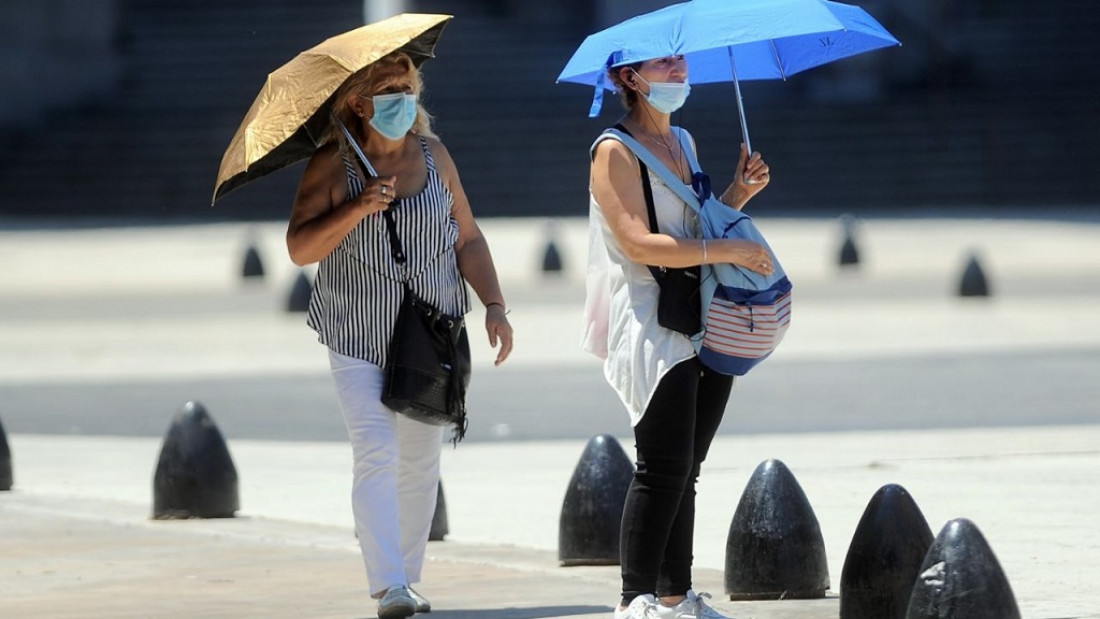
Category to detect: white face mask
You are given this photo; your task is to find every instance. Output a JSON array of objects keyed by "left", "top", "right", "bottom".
[{"left": 632, "top": 71, "right": 691, "bottom": 114}]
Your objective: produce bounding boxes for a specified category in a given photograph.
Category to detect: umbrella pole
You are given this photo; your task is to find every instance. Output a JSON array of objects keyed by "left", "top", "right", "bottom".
[
  {"left": 334, "top": 116, "right": 379, "bottom": 177},
  {"left": 727, "top": 47, "right": 753, "bottom": 157}
]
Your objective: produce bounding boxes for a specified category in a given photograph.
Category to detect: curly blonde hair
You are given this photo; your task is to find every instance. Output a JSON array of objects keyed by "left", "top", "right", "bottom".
[{"left": 327, "top": 51, "right": 437, "bottom": 149}]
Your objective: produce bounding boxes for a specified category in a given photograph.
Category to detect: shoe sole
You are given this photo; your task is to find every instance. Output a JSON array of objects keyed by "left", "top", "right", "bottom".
[
  {"left": 408, "top": 589, "right": 431, "bottom": 613},
  {"left": 377, "top": 603, "right": 416, "bottom": 619}
]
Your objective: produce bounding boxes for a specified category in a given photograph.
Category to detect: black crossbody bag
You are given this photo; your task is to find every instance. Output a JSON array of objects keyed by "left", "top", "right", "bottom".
[
  {"left": 615, "top": 124, "right": 702, "bottom": 335},
  {"left": 378, "top": 206, "right": 471, "bottom": 443}
]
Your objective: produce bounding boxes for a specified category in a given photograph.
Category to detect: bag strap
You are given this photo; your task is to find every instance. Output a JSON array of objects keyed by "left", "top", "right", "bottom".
[
  {"left": 673, "top": 127, "right": 703, "bottom": 177},
  {"left": 611, "top": 125, "right": 666, "bottom": 283},
  {"left": 612, "top": 124, "right": 661, "bottom": 236},
  {"left": 350, "top": 156, "right": 407, "bottom": 274},
  {"left": 380, "top": 210, "right": 406, "bottom": 267},
  {"left": 673, "top": 128, "right": 718, "bottom": 208},
  {"left": 595, "top": 128, "right": 704, "bottom": 213}
]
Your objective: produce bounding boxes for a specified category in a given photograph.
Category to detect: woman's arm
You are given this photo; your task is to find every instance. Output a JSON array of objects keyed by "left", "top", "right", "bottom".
[
  {"left": 591, "top": 139, "right": 773, "bottom": 274},
  {"left": 429, "top": 139, "right": 514, "bottom": 365},
  {"left": 285, "top": 144, "right": 394, "bottom": 266}
]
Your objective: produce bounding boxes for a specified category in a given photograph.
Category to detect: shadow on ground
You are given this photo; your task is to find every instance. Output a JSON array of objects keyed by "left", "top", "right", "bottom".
[{"left": 355, "top": 606, "right": 613, "bottom": 619}]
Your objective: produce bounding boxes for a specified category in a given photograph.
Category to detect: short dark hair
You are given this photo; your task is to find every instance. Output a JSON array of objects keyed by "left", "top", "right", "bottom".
[{"left": 607, "top": 62, "right": 643, "bottom": 111}]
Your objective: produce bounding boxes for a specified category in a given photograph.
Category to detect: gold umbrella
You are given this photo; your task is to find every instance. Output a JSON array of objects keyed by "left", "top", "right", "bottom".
[{"left": 212, "top": 13, "right": 452, "bottom": 204}]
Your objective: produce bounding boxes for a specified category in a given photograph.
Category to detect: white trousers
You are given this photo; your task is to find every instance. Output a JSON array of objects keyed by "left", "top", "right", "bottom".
[{"left": 328, "top": 350, "right": 445, "bottom": 597}]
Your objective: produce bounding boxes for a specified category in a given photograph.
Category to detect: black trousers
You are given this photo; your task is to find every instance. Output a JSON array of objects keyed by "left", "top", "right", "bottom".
[{"left": 620, "top": 356, "right": 734, "bottom": 604}]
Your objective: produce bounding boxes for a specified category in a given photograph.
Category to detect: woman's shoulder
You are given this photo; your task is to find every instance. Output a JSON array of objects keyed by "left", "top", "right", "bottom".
[
  {"left": 420, "top": 135, "right": 457, "bottom": 176},
  {"left": 419, "top": 134, "right": 449, "bottom": 159},
  {"left": 591, "top": 134, "right": 639, "bottom": 173},
  {"left": 311, "top": 141, "right": 342, "bottom": 160},
  {"left": 304, "top": 142, "right": 345, "bottom": 173},
  {"left": 591, "top": 132, "right": 633, "bottom": 157},
  {"left": 297, "top": 141, "right": 347, "bottom": 189}
]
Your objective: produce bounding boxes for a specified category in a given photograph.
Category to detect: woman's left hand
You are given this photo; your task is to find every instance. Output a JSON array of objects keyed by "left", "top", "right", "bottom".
[
  {"left": 485, "top": 305, "right": 513, "bottom": 366},
  {"left": 724, "top": 143, "right": 770, "bottom": 208}
]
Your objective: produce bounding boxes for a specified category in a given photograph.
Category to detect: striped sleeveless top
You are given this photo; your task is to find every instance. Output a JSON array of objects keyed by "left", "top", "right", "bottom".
[{"left": 307, "top": 136, "right": 470, "bottom": 367}]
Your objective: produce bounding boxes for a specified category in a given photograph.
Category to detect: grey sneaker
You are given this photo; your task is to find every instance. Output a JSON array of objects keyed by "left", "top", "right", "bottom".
[
  {"left": 408, "top": 586, "right": 431, "bottom": 613},
  {"left": 377, "top": 586, "right": 416, "bottom": 619}
]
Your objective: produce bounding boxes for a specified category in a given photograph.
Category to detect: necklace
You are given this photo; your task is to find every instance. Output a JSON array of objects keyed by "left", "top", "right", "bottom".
[
  {"left": 627, "top": 123, "right": 674, "bottom": 149},
  {"left": 644, "top": 132, "right": 675, "bottom": 150},
  {"left": 627, "top": 123, "right": 687, "bottom": 181}
]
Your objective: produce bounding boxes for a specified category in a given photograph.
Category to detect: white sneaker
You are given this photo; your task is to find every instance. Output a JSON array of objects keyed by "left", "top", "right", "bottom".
[
  {"left": 377, "top": 586, "right": 417, "bottom": 619},
  {"left": 613, "top": 593, "right": 659, "bottom": 619},
  {"left": 408, "top": 586, "right": 431, "bottom": 613},
  {"left": 652, "top": 590, "right": 733, "bottom": 619},
  {"left": 687, "top": 590, "right": 733, "bottom": 619}
]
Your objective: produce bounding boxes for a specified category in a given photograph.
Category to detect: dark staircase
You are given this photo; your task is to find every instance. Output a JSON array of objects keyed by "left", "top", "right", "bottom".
[
  {"left": 0, "top": 0, "right": 364, "bottom": 221},
  {"left": 0, "top": 0, "right": 1097, "bottom": 222}
]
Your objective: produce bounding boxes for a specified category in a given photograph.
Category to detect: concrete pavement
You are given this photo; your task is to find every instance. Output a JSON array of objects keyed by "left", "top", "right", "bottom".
[
  {"left": 3, "top": 426, "right": 1100, "bottom": 618},
  {"left": 2, "top": 215, "right": 1100, "bottom": 617}
]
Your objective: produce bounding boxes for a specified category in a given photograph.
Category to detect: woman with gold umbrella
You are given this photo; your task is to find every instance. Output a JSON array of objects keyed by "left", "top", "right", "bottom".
[
  {"left": 291, "top": 48, "right": 512, "bottom": 619},
  {"left": 216, "top": 15, "right": 513, "bottom": 618}
]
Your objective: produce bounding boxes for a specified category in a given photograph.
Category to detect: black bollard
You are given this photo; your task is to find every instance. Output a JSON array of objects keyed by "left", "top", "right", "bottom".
[
  {"left": 542, "top": 240, "right": 563, "bottom": 273},
  {"left": 840, "top": 484, "right": 934, "bottom": 619},
  {"left": 906, "top": 518, "right": 1020, "bottom": 619},
  {"left": 241, "top": 244, "right": 265, "bottom": 279},
  {"left": 838, "top": 214, "right": 860, "bottom": 268},
  {"left": 429, "top": 479, "right": 449, "bottom": 541},
  {"left": 958, "top": 253, "right": 990, "bottom": 297},
  {"left": 725, "top": 459, "right": 829, "bottom": 600},
  {"left": 286, "top": 270, "right": 312, "bottom": 312},
  {"left": 542, "top": 220, "right": 564, "bottom": 274},
  {"left": 558, "top": 434, "right": 634, "bottom": 566},
  {"left": 152, "top": 401, "right": 239, "bottom": 519},
  {"left": 0, "top": 416, "right": 12, "bottom": 491}
]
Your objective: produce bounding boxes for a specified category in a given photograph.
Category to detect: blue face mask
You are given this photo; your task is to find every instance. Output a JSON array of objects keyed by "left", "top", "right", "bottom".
[
  {"left": 633, "top": 71, "right": 691, "bottom": 114},
  {"left": 369, "top": 92, "right": 417, "bottom": 140}
]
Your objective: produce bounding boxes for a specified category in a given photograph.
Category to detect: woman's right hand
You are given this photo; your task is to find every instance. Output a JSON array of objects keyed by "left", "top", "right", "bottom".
[
  {"left": 352, "top": 175, "right": 397, "bottom": 216},
  {"left": 722, "top": 239, "right": 775, "bottom": 275}
]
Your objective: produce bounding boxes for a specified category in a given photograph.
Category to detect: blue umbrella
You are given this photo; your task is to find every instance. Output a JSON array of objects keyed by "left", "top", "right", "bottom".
[{"left": 557, "top": 0, "right": 899, "bottom": 153}]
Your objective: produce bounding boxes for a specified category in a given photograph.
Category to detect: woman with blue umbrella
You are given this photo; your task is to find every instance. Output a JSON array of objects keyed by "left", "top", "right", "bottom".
[
  {"left": 563, "top": 2, "right": 898, "bottom": 615},
  {"left": 583, "top": 53, "right": 773, "bottom": 619}
]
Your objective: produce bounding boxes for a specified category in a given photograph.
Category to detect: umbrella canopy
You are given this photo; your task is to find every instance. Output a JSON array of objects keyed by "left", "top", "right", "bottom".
[
  {"left": 213, "top": 13, "right": 452, "bottom": 204},
  {"left": 557, "top": 0, "right": 899, "bottom": 129}
]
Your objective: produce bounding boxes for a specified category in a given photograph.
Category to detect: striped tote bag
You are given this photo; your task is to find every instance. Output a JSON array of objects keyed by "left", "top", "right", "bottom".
[
  {"left": 694, "top": 203, "right": 793, "bottom": 376},
  {"left": 598, "top": 127, "right": 793, "bottom": 376}
]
